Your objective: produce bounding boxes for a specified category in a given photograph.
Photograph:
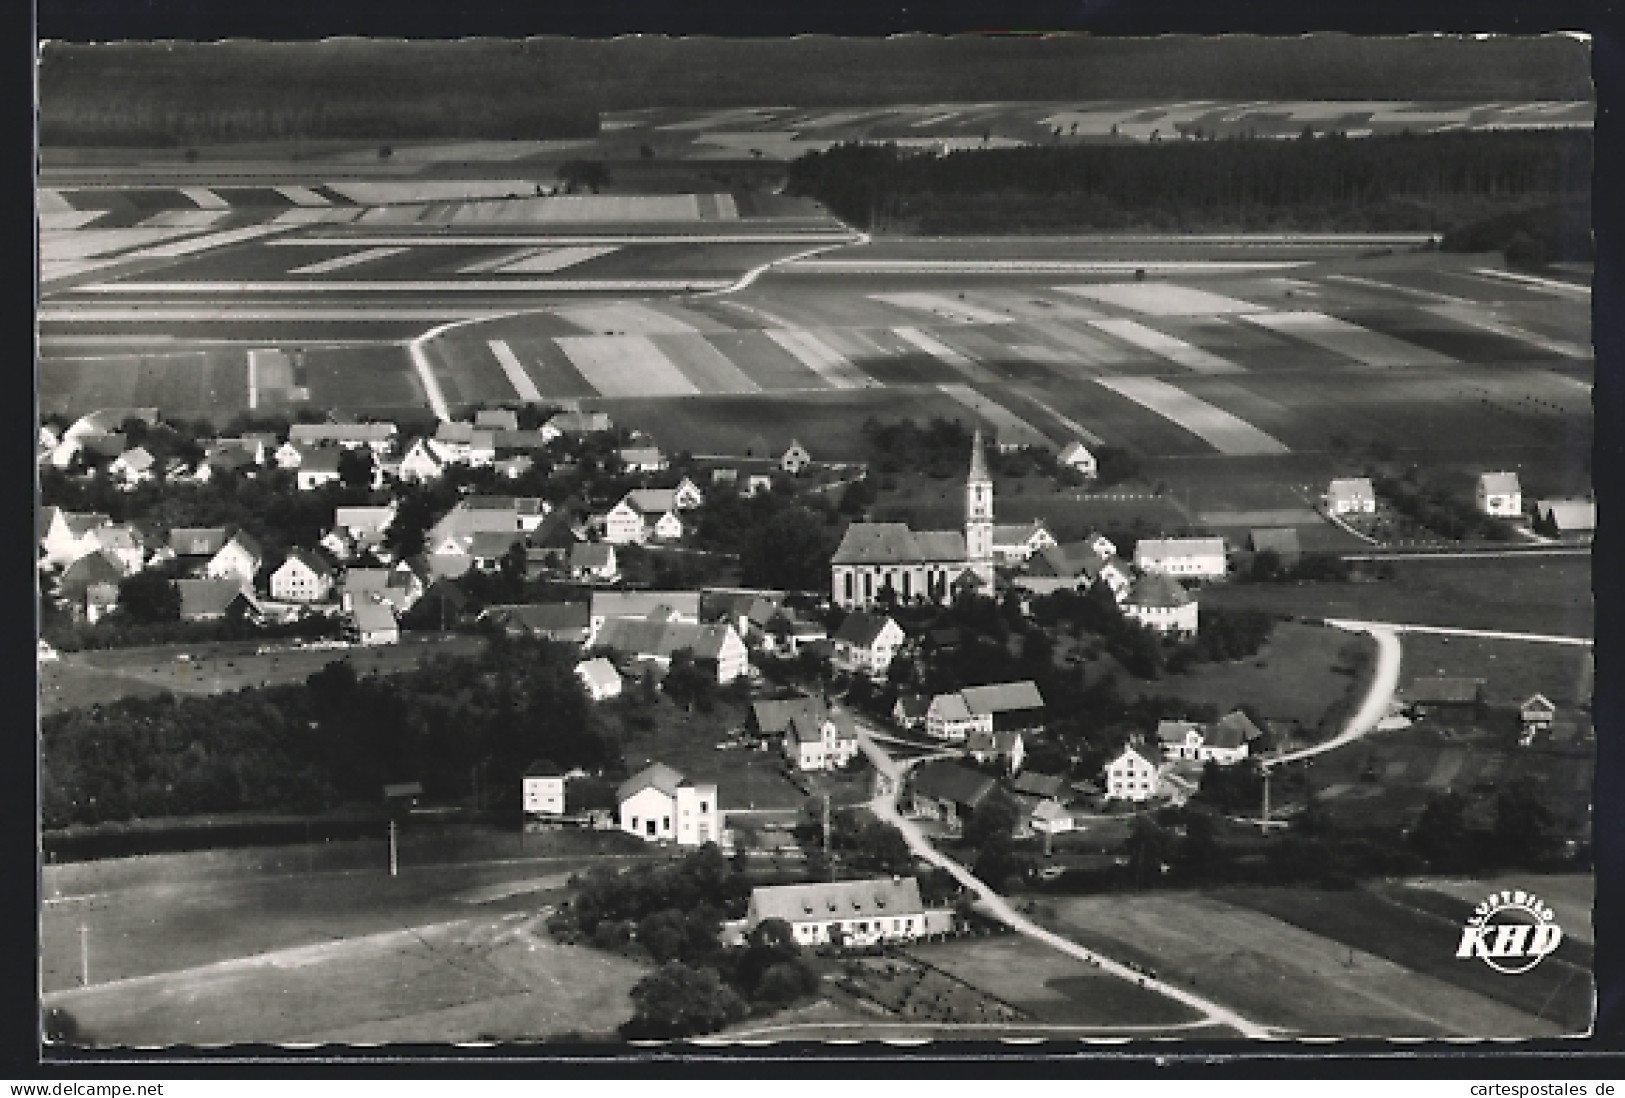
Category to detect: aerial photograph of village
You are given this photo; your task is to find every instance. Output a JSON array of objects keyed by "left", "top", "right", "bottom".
[{"left": 36, "top": 33, "right": 1596, "bottom": 1048}]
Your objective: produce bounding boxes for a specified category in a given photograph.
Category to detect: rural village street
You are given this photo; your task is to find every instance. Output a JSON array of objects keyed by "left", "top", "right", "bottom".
[
  {"left": 1263, "top": 621, "right": 1402, "bottom": 770},
  {"left": 849, "top": 717, "right": 1278, "bottom": 1040}
]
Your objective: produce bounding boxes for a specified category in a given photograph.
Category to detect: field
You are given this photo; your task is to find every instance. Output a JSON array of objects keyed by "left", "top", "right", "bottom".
[
  {"left": 1204, "top": 556, "right": 1593, "bottom": 637},
  {"left": 39, "top": 635, "right": 487, "bottom": 717},
  {"left": 1398, "top": 632, "right": 1594, "bottom": 709},
  {"left": 41, "top": 838, "right": 659, "bottom": 1043},
  {"left": 1117, "top": 621, "right": 1372, "bottom": 731},
  {"left": 1397, "top": 872, "right": 1594, "bottom": 945},
  {"left": 1032, "top": 889, "right": 1576, "bottom": 1037}
]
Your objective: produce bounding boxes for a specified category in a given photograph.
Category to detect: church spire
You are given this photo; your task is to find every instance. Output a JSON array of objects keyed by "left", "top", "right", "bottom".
[{"left": 968, "top": 427, "right": 990, "bottom": 485}]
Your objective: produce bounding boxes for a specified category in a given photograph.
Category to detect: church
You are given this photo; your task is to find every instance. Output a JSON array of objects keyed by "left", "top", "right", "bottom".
[{"left": 831, "top": 430, "right": 996, "bottom": 609}]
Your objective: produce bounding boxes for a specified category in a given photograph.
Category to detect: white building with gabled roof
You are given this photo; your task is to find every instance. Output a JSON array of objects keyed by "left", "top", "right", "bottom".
[
  {"left": 745, "top": 877, "right": 926, "bottom": 947},
  {"left": 1477, "top": 471, "right": 1522, "bottom": 517},
  {"left": 617, "top": 763, "right": 719, "bottom": 846}
]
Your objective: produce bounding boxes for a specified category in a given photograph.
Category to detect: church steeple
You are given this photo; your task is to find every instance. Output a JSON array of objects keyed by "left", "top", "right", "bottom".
[{"left": 965, "top": 428, "right": 994, "bottom": 577}]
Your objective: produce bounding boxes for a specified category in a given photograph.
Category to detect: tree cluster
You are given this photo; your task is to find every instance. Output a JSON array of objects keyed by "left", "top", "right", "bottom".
[
  {"left": 1372, "top": 471, "right": 1517, "bottom": 542},
  {"left": 1243, "top": 549, "right": 1352, "bottom": 584},
  {"left": 41, "top": 635, "right": 615, "bottom": 829}
]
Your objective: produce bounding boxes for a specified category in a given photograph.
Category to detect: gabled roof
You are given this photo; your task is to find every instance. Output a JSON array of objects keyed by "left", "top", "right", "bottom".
[
  {"left": 1009, "top": 772, "right": 1068, "bottom": 800},
  {"left": 493, "top": 429, "right": 549, "bottom": 450},
  {"left": 1114, "top": 742, "right": 1162, "bottom": 769},
  {"left": 220, "top": 530, "right": 263, "bottom": 563},
  {"left": 1406, "top": 677, "right": 1484, "bottom": 704},
  {"left": 624, "top": 488, "right": 680, "bottom": 515},
  {"left": 911, "top": 760, "right": 997, "bottom": 809},
  {"left": 596, "top": 617, "right": 739, "bottom": 662},
  {"left": 1521, "top": 693, "right": 1557, "bottom": 715},
  {"left": 170, "top": 527, "right": 229, "bottom": 557},
  {"left": 64, "top": 407, "right": 158, "bottom": 442},
  {"left": 1478, "top": 471, "right": 1521, "bottom": 495},
  {"left": 910, "top": 530, "right": 968, "bottom": 561},
  {"left": 750, "top": 877, "right": 923, "bottom": 923},
  {"left": 298, "top": 449, "right": 343, "bottom": 475},
  {"left": 1537, "top": 498, "right": 1595, "bottom": 532},
  {"left": 55, "top": 510, "right": 112, "bottom": 539},
  {"left": 1028, "top": 544, "right": 1084, "bottom": 579},
  {"left": 618, "top": 446, "right": 665, "bottom": 465},
  {"left": 1157, "top": 719, "right": 1201, "bottom": 744},
  {"left": 992, "top": 521, "right": 1048, "bottom": 546},
  {"left": 591, "top": 590, "right": 701, "bottom": 621},
  {"left": 1211, "top": 709, "right": 1264, "bottom": 746},
  {"left": 278, "top": 547, "right": 334, "bottom": 578},
  {"left": 831, "top": 523, "right": 920, "bottom": 565},
  {"left": 115, "top": 446, "right": 155, "bottom": 472},
  {"left": 1327, "top": 477, "right": 1376, "bottom": 503},
  {"left": 570, "top": 542, "right": 615, "bottom": 568},
  {"left": 469, "top": 530, "right": 523, "bottom": 559},
  {"left": 833, "top": 611, "right": 897, "bottom": 647},
  {"left": 1128, "top": 573, "right": 1192, "bottom": 609},
  {"left": 546, "top": 411, "right": 613, "bottom": 434},
  {"left": 474, "top": 408, "right": 520, "bottom": 431},
  {"left": 335, "top": 505, "right": 397, "bottom": 533},
  {"left": 618, "top": 762, "right": 687, "bottom": 803},
  {"left": 1135, "top": 537, "right": 1226, "bottom": 560},
  {"left": 1058, "top": 440, "right": 1094, "bottom": 463},
  {"left": 90, "top": 525, "right": 143, "bottom": 553},
  {"left": 960, "top": 680, "right": 1045, "bottom": 715},
  {"left": 177, "top": 577, "right": 258, "bottom": 619},
  {"left": 752, "top": 695, "right": 827, "bottom": 735},
  {"left": 289, "top": 422, "right": 396, "bottom": 444},
  {"left": 57, "top": 550, "right": 125, "bottom": 597},
  {"left": 350, "top": 598, "right": 398, "bottom": 632},
  {"left": 789, "top": 712, "right": 834, "bottom": 744},
  {"left": 481, "top": 601, "right": 591, "bottom": 634},
  {"left": 928, "top": 692, "right": 976, "bottom": 723},
  {"left": 967, "top": 729, "right": 1022, "bottom": 754}
]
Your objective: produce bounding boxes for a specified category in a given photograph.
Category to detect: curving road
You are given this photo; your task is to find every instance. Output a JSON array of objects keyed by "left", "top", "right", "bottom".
[
  {"left": 846, "top": 713, "right": 1278, "bottom": 1040},
  {"left": 1262, "top": 620, "right": 1402, "bottom": 770}
]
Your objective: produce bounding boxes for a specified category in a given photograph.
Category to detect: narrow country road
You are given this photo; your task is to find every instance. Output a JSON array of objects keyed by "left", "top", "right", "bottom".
[
  {"left": 1321, "top": 618, "right": 1593, "bottom": 647},
  {"left": 844, "top": 713, "right": 1278, "bottom": 1040},
  {"left": 1263, "top": 621, "right": 1402, "bottom": 770}
]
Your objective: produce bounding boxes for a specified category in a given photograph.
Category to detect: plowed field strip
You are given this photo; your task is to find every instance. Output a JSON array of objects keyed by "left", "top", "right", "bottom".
[
  {"left": 650, "top": 333, "right": 762, "bottom": 393},
  {"left": 553, "top": 302, "right": 698, "bottom": 335},
  {"left": 555, "top": 335, "right": 699, "bottom": 397},
  {"left": 1089, "top": 318, "right": 1246, "bottom": 374},
  {"left": 290, "top": 247, "right": 410, "bottom": 275},
  {"left": 486, "top": 339, "right": 544, "bottom": 402},
  {"left": 1243, "top": 311, "right": 1455, "bottom": 367},
  {"left": 1094, "top": 377, "right": 1289, "bottom": 455},
  {"left": 505, "top": 338, "right": 601, "bottom": 400},
  {"left": 1056, "top": 281, "right": 1264, "bottom": 316},
  {"left": 763, "top": 329, "right": 875, "bottom": 389},
  {"left": 702, "top": 330, "right": 829, "bottom": 391}
]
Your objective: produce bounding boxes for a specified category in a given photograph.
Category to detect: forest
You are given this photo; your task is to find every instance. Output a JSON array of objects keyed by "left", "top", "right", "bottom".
[
  {"left": 785, "top": 130, "right": 1592, "bottom": 247},
  {"left": 39, "top": 636, "right": 614, "bottom": 830}
]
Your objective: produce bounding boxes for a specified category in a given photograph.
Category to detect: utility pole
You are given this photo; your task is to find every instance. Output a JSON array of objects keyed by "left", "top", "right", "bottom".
[
  {"left": 389, "top": 819, "right": 399, "bottom": 877},
  {"left": 1261, "top": 769, "right": 1271, "bottom": 829},
  {"left": 821, "top": 792, "right": 832, "bottom": 881},
  {"left": 77, "top": 924, "right": 89, "bottom": 987}
]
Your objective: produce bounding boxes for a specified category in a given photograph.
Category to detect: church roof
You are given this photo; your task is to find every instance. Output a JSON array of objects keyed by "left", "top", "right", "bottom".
[
  {"left": 832, "top": 523, "right": 920, "bottom": 565},
  {"left": 968, "top": 428, "right": 990, "bottom": 483}
]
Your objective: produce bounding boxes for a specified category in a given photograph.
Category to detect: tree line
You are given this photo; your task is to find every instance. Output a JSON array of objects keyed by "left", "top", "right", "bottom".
[{"left": 785, "top": 131, "right": 1591, "bottom": 239}]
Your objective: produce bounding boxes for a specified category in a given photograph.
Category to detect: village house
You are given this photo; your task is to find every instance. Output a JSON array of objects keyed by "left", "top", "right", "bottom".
[
  {"left": 86, "top": 525, "right": 145, "bottom": 575},
  {"left": 617, "top": 763, "right": 719, "bottom": 847},
  {"left": 205, "top": 531, "right": 263, "bottom": 589},
  {"left": 474, "top": 408, "right": 520, "bottom": 432},
  {"left": 522, "top": 765, "right": 567, "bottom": 822},
  {"left": 1476, "top": 471, "right": 1522, "bottom": 517},
  {"left": 1327, "top": 477, "right": 1377, "bottom": 515},
  {"left": 108, "top": 446, "right": 155, "bottom": 489},
  {"left": 589, "top": 591, "right": 702, "bottom": 639},
  {"left": 176, "top": 578, "right": 265, "bottom": 623},
  {"left": 745, "top": 877, "right": 927, "bottom": 947},
  {"left": 1536, "top": 498, "right": 1595, "bottom": 536},
  {"left": 992, "top": 520, "right": 1057, "bottom": 565},
  {"left": 430, "top": 422, "right": 498, "bottom": 467},
  {"left": 892, "top": 694, "right": 930, "bottom": 731},
  {"left": 701, "top": 591, "right": 782, "bottom": 639},
  {"left": 1029, "top": 799, "right": 1077, "bottom": 836},
  {"left": 1123, "top": 573, "right": 1200, "bottom": 637},
  {"left": 743, "top": 474, "right": 775, "bottom": 497},
  {"left": 288, "top": 422, "right": 397, "bottom": 454},
  {"left": 907, "top": 760, "right": 997, "bottom": 830},
  {"left": 617, "top": 445, "right": 668, "bottom": 474},
  {"left": 925, "top": 691, "right": 983, "bottom": 741},
  {"left": 618, "top": 489, "right": 687, "bottom": 541},
  {"left": 601, "top": 497, "right": 648, "bottom": 545},
  {"left": 760, "top": 609, "right": 828, "bottom": 657},
  {"left": 1104, "top": 742, "right": 1163, "bottom": 803},
  {"left": 165, "top": 527, "right": 230, "bottom": 574},
  {"left": 479, "top": 601, "right": 592, "bottom": 643},
  {"left": 325, "top": 504, "right": 398, "bottom": 562},
  {"left": 1158, "top": 710, "right": 1254, "bottom": 765},
  {"left": 347, "top": 597, "right": 400, "bottom": 646},
  {"left": 341, "top": 566, "right": 423, "bottom": 615},
  {"left": 575, "top": 657, "right": 624, "bottom": 702},
  {"left": 543, "top": 410, "right": 613, "bottom": 441},
  {"left": 569, "top": 542, "right": 619, "bottom": 583},
  {"left": 961, "top": 681, "right": 1047, "bottom": 732},
  {"left": 396, "top": 438, "right": 446, "bottom": 483},
  {"left": 270, "top": 549, "right": 336, "bottom": 603},
  {"left": 39, "top": 507, "right": 112, "bottom": 569},
  {"left": 832, "top": 432, "right": 996, "bottom": 608},
  {"left": 830, "top": 611, "right": 905, "bottom": 678},
  {"left": 468, "top": 530, "right": 525, "bottom": 572},
  {"left": 1057, "top": 440, "right": 1098, "bottom": 478},
  {"left": 1404, "top": 677, "right": 1485, "bottom": 721},
  {"left": 780, "top": 439, "right": 812, "bottom": 475},
  {"left": 749, "top": 697, "right": 858, "bottom": 772},
  {"left": 295, "top": 449, "right": 344, "bottom": 491},
  {"left": 55, "top": 551, "right": 126, "bottom": 620},
  {"left": 966, "top": 729, "right": 1025, "bottom": 775},
  {"left": 593, "top": 616, "right": 749, "bottom": 684},
  {"left": 1134, "top": 537, "right": 1227, "bottom": 580}
]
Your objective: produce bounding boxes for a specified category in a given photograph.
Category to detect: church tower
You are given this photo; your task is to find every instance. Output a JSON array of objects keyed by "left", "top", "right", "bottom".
[{"left": 965, "top": 428, "right": 995, "bottom": 585}]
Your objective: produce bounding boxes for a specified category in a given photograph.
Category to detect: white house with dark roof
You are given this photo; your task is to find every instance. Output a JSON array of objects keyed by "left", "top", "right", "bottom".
[
  {"left": 87, "top": 525, "right": 145, "bottom": 575},
  {"left": 1134, "top": 537, "right": 1227, "bottom": 581},
  {"left": 396, "top": 438, "right": 446, "bottom": 482},
  {"left": 1327, "top": 477, "right": 1377, "bottom": 515},
  {"left": 166, "top": 526, "right": 229, "bottom": 571},
  {"left": 348, "top": 597, "right": 400, "bottom": 645},
  {"left": 1159, "top": 713, "right": 1251, "bottom": 765},
  {"left": 745, "top": 877, "right": 926, "bottom": 947},
  {"left": 594, "top": 618, "right": 748, "bottom": 683},
  {"left": 992, "top": 520, "right": 1057, "bottom": 565},
  {"left": 831, "top": 432, "right": 995, "bottom": 608},
  {"left": 617, "top": 445, "right": 668, "bottom": 474},
  {"left": 39, "top": 508, "right": 112, "bottom": 568},
  {"left": 270, "top": 549, "right": 336, "bottom": 603},
  {"left": 1476, "top": 471, "right": 1522, "bottom": 517},
  {"left": 1123, "top": 573, "right": 1199, "bottom": 636},
  {"left": 589, "top": 590, "right": 701, "bottom": 639},
  {"left": 1104, "top": 742, "right": 1164, "bottom": 802},
  {"left": 783, "top": 708, "right": 858, "bottom": 772},
  {"left": 206, "top": 531, "right": 263, "bottom": 588},
  {"left": 288, "top": 422, "right": 397, "bottom": 453},
  {"left": 967, "top": 729, "right": 1025, "bottom": 774},
  {"left": 108, "top": 446, "right": 156, "bottom": 489},
  {"left": 617, "top": 763, "right": 719, "bottom": 846},
  {"left": 177, "top": 578, "right": 264, "bottom": 623},
  {"left": 1520, "top": 693, "right": 1557, "bottom": 738},
  {"left": 925, "top": 692, "right": 983, "bottom": 740},
  {"left": 569, "top": 542, "right": 619, "bottom": 582},
  {"left": 295, "top": 449, "right": 344, "bottom": 491},
  {"left": 830, "top": 611, "right": 905, "bottom": 677}
]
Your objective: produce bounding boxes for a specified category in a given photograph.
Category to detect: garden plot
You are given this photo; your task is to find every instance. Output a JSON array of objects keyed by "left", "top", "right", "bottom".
[
  {"left": 649, "top": 333, "right": 762, "bottom": 393},
  {"left": 555, "top": 335, "right": 700, "bottom": 398},
  {"left": 764, "top": 328, "right": 877, "bottom": 389},
  {"left": 289, "top": 246, "right": 410, "bottom": 275},
  {"left": 1244, "top": 311, "right": 1456, "bottom": 367},
  {"left": 1056, "top": 280, "right": 1264, "bottom": 316},
  {"left": 1089, "top": 317, "right": 1245, "bottom": 374},
  {"left": 868, "top": 292, "right": 1016, "bottom": 325},
  {"left": 1094, "top": 377, "right": 1289, "bottom": 455}
]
